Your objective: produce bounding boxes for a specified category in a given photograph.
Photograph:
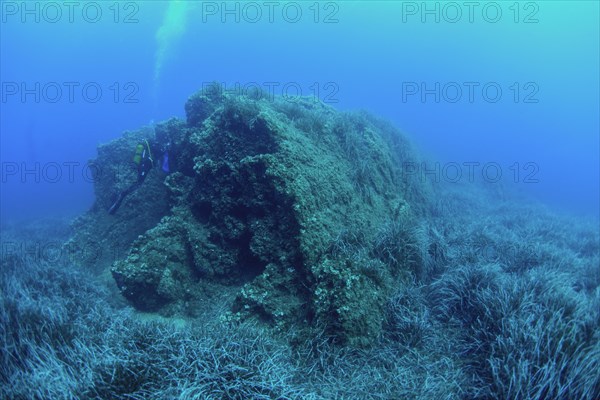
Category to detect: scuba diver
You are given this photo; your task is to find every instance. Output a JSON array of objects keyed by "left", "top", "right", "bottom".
[{"left": 107, "top": 139, "right": 170, "bottom": 215}]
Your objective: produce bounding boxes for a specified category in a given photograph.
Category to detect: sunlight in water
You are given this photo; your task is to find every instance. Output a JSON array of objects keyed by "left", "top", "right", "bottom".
[{"left": 154, "top": 1, "right": 189, "bottom": 89}]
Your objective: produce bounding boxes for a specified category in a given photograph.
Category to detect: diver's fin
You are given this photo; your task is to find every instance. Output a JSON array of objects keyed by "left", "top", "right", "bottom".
[{"left": 108, "top": 192, "right": 125, "bottom": 215}]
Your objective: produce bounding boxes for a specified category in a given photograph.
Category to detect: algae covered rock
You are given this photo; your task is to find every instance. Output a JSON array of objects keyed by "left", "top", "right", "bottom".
[
  {"left": 111, "top": 213, "right": 197, "bottom": 310},
  {"left": 69, "top": 84, "right": 430, "bottom": 346}
]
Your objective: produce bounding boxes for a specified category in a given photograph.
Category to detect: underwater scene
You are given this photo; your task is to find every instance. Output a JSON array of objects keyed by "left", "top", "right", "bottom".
[{"left": 1, "top": 2, "right": 599, "bottom": 399}]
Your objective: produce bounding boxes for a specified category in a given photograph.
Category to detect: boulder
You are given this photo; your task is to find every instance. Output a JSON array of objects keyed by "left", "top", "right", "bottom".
[{"left": 70, "top": 84, "right": 430, "bottom": 346}]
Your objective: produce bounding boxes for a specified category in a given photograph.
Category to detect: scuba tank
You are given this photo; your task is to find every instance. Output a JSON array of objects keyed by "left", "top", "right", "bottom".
[
  {"left": 133, "top": 140, "right": 153, "bottom": 165},
  {"left": 133, "top": 144, "right": 144, "bottom": 165}
]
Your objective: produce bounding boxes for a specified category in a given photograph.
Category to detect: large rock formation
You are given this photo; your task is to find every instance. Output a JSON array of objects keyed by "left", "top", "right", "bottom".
[{"left": 68, "top": 84, "right": 431, "bottom": 346}]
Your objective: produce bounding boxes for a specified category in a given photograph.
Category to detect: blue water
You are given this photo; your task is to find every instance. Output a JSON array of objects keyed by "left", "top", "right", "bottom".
[{"left": 1, "top": 1, "right": 598, "bottom": 224}]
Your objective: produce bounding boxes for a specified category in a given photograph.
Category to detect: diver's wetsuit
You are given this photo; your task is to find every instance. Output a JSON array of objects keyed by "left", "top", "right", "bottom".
[{"left": 108, "top": 140, "right": 165, "bottom": 215}]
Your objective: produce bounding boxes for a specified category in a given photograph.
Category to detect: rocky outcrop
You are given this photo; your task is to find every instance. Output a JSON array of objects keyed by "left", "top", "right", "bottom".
[{"left": 69, "top": 84, "right": 430, "bottom": 346}]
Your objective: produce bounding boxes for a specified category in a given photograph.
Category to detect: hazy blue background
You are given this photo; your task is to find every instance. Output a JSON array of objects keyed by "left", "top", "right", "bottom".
[{"left": 1, "top": 1, "right": 598, "bottom": 226}]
